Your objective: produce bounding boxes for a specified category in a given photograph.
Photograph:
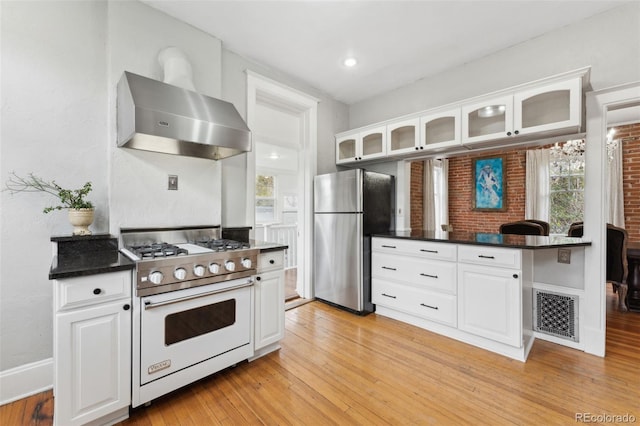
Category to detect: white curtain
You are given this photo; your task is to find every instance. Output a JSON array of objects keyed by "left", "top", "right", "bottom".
[
  {"left": 439, "top": 159, "right": 449, "bottom": 229},
  {"left": 525, "top": 149, "right": 550, "bottom": 222},
  {"left": 423, "top": 159, "right": 449, "bottom": 231},
  {"left": 423, "top": 159, "right": 436, "bottom": 231},
  {"left": 607, "top": 141, "right": 625, "bottom": 227}
]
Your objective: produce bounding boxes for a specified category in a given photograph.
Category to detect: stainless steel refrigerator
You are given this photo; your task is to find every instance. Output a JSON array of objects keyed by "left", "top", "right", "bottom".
[{"left": 314, "top": 169, "right": 394, "bottom": 314}]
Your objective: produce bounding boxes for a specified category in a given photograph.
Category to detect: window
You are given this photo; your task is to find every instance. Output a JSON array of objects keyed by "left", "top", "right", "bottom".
[
  {"left": 549, "top": 158, "right": 584, "bottom": 234},
  {"left": 255, "top": 174, "right": 276, "bottom": 223}
]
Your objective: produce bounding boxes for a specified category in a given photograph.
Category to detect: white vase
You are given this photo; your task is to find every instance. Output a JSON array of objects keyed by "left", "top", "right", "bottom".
[{"left": 68, "top": 208, "right": 94, "bottom": 236}]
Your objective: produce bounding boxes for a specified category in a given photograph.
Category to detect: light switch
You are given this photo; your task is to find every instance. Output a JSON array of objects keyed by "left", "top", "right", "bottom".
[
  {"left": 168, "top": 175, "right": 178, "bottom": 190},
  {"left": 558, "top": 248, "right": 571, "bottom": 264}
]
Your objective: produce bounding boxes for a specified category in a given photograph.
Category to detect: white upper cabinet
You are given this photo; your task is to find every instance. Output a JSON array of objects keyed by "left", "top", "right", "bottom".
[
  {"left": 462, "top": 76, "right": 583, "bottom": 147},
  {"left": 419, "top": 108, "right": 462, "bottom": 152},
  {"left": 513, "top": 78, "right": 582, "bottom": 137},
  {"left": 461, "top": 94, "right": 514, "bottom": 145},
  {"left": 386, "top": 117, "right": 420, "bottom": 156},
  {"left": 335, "top": 68, "right": 589, "bottom": 164},
  {"left": 336, "top": 125, "right": 387, "bottom": 164}
]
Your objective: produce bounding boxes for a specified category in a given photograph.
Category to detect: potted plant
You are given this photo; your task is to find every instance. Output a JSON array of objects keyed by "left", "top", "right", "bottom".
[{"left": 5, "top": 172, "right": 95, "bottom": 235}]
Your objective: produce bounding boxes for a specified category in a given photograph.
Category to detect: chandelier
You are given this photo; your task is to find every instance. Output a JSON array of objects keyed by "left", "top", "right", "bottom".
[{"left": 549, "top": 130, "right": 620, "bottom": 163}]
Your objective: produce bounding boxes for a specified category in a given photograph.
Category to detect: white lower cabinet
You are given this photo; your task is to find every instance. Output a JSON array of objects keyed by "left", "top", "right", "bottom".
[
  {"left": 54, "top": 270, "right": 131, "bottom": 426},
  {"left": 457, "top": 264, "right": 521, "bottom": 347},
  {"left": 252, "top": 250, "right": 285, "bottom": 359},
  {"left": 372, "top": 237, "right": 533, "bottom": 361}
]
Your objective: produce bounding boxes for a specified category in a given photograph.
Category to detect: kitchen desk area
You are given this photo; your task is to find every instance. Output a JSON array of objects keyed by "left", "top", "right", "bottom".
[{"left": 371, "top": 231, "right": 591, "bottom": 361}]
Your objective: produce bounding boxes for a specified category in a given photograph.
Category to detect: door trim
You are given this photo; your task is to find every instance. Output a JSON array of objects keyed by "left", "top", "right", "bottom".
[{"left": 246, "top": 71, "right": 319, "bottom": 299}]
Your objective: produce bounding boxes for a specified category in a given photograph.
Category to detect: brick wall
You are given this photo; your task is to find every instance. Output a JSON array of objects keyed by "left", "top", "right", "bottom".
[
  {"left": 448, "top": 149, "right": 527, "bottom": 233},
  {"left": 410, "top": 127, "right": 640, "bottom": 237},
  {"left": 410, "top": 161, "right": 424, "bottom": 231},
  {"left": 620, "top": 123, "right": 640, "bottom": 242}
]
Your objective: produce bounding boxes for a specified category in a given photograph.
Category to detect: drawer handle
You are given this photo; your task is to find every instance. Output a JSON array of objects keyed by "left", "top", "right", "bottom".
[
  {"left": 381, "top": 245, "right": 396, "bottom": 249},
  {"left": 478, "top": 255, "right": 495, "bottom": 259},
  {"left": 420, "top": 273, "right": 438, "bottom": 279},
  {"left": 93, "top": 288, "right": 102, "bottom": 295},
  {"left": 382, "top": 293, "right": 397, "bottom": 299},
  {"left": 420, "top": 249, "right": 438, "bottom": 254},
  {"left": 269, "top": 259, "right": 275, "bottom": 264},
  {"left": 381, "top": 266, "right": 397, "bottom": 271},
  {"left": 420, "top": 303, "right": 439, "bottom": 310}
]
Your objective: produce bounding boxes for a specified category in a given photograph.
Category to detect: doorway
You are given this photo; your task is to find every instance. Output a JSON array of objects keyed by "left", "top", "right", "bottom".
[{"left": 246, "top": 71, "right": 318, "bottom": 303}]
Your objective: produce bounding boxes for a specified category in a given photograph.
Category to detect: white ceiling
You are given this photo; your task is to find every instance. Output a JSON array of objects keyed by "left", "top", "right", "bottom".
[{"left": 142, "top": 0, "right": 627, "bottom": 105}]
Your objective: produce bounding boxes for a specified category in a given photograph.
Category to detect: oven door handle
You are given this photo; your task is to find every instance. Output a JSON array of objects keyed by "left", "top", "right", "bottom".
[{"left": 143, "top": 279, "right": 254, "bottom": 310}]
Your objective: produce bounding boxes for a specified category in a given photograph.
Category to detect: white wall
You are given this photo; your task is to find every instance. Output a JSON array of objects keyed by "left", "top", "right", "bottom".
[
  {"left": 220, "top": 49, "right": 348, "bottom": 227},
  {"left": 1, "top": 0, "right": 109, "bottom": 371},
  {"left": 348, "top": 2, "right": 640, "bottom": 129},
  {"left": 107, "top": 0, "right": 223, "bottom": 231},
  {"left": 0, "top": 0, "right": 347, "bottom": 386}
]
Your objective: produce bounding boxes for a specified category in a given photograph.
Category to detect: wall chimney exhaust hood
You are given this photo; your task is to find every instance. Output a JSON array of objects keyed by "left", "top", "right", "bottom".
[{"left": 117, "top": 71, "right": 251, "bottom": 160}]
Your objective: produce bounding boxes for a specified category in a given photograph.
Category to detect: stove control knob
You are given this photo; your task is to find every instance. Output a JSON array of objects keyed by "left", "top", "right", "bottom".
[
  {"left": 149, "top": 271, "right": 163, "bottom": 285},
  {"left": 174, "top": 267, "right": 187, "bottom": 280},
  {"left": 224, "top": 260, "right": 236, "bottom": 271},
  {"left": 241, "top": 258, "right": 252, "bottom": 268},
  {"left": 209, "top": 263, "right": 220, "bottom": 274},
  {"left": 193, "top": 264, "right": 206, "bottom": 277}
]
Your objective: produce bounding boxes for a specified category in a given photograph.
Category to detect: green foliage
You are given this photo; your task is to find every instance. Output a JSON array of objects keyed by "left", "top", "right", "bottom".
[
  {"left": 549, "top": 159, "right": 584, "bottom": 234},
  {"left": 4, "top": 172, "right": 94, "bottom": 213},
  {"left": 256, "top": 175, "right": 274, "bottom": 197}
]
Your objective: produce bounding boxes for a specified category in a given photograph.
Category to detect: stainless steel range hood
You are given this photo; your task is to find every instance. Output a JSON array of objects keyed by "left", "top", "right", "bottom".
[{"left": 117, "top": 71, "right": 251, "bottom": 160}]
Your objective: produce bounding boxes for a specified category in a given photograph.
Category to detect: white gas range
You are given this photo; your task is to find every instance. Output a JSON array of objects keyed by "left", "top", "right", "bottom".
[{"left": 120, "top": 226, "right": 260, "bottom": 407}]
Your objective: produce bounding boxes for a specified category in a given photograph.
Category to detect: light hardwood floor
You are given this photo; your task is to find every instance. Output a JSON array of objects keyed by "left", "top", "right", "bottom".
[{"left": 2, "top": 287, "right": 638, "bottom": 425}]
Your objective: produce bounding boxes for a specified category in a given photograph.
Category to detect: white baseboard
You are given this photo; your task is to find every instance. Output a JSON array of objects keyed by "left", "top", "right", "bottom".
[{"left": 0, "top": 358, "right": 53, "bottom": 406}]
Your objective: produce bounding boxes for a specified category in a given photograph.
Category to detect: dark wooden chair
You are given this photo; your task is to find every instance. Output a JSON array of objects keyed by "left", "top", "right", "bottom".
[
  {"left": 607, "top": 224, "right": 629, "bottom": 312},
  {"left": 567, "top": 222, "right": 584, "bottom": 237},
  {"left": 499, "top": 221, "right": 545, "bottom": 236},
  {"left": 523, "top": 219, "right": 550, "bottom": 236}
]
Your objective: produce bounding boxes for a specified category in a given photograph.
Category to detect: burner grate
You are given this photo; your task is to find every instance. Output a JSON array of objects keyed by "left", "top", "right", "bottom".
[
  {"left": 130, "top": 243, "right": 189, "bottom": 258},
  {"left": 195, "top": 238, "right": 250, "bottom": 252}
]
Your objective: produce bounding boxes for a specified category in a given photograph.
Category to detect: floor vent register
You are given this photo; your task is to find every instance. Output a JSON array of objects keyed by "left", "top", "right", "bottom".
[{"left": 533, "top": 289, "right": 579, "bottom": 342}]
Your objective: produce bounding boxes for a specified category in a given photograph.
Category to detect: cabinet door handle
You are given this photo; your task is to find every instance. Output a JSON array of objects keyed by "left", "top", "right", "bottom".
[
  {"left": 513, "top": 274, "right": 519, "bottom": 279},
  {"left": 420, "top": 249, "right": 438, "bottom": 253},
  {"left": 507, "top": 131, "right": 512, "bottom": 136},
  {"left": 420, "top": 303, "right": 438, "bottom": 310},
  {"left": 382, "top": 293, "right": 397, "bottom": 299},
  {"left": 420, "top": 273, "right": 438, "bottom": 279},
  {"left": 381, "top": 266, "right": 397, "bottom": 271},
  {"left": 514, "top": 130, "right": 520, "bottom": 135},
  {"left": 93, "top": 288, "right": 102, "bottom": 295},
  {"left": 478, "top": 255, "right": 495, "bottom": 259},
  {"left": 123, "top": 304, "right": 130, "bottom": 311},
  {"left": 381, "top": 245, "right": 396, "bottom": 249},
  {"left": 269, "top": 259, "right": 275, "bottom": 264},
  {"left": 256, "top": 276, "right": 262, "bottom": 281}
]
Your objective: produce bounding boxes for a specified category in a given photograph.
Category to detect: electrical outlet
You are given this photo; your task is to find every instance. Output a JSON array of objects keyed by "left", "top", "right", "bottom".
[
  {"left": 168, "top": 175, "right": 178, "bottom": 190},
  {"left": 558, "top": 248, "right": 571, "bottom": 264}
]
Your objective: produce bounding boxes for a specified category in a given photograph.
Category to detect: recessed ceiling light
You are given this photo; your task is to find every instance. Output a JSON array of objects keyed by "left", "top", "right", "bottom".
[{"left": 343, "top": 57, "right": 357, "bottom": 67}]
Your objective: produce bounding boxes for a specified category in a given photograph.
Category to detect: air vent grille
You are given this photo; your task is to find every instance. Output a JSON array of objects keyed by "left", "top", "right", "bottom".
[{"left": 533, "top": 289, "right": 578, "bottom": 342}]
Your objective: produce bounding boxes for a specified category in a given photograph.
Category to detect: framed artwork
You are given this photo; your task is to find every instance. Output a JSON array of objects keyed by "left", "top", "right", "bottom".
[{"left": 472, "top": 156, "right": 506, "bottom": 211}]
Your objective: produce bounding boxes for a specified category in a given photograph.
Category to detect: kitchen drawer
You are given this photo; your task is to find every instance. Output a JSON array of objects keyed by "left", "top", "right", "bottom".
[
  {"left": 372, "top": 252, "right": 456, "bottom": 294},
  {"left": 257, "top": 250, "right": 284, "bottom": 272},
  {"left": 372, "top": 237, "right": 456, "bottom": 261},
  {"left": 457, "top": 245, "right": 521, "bottom": 270},
  {"left": 55, "top": 270, "right": 131, "bottom": 311},
  {"left": 373, "top": 279, "right": 456, "bottom": 326}
]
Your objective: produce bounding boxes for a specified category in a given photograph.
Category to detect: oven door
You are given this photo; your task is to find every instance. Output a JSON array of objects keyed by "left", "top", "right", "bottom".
[{"left": 139, "top": 278, "right": 253, "bottom": 385}]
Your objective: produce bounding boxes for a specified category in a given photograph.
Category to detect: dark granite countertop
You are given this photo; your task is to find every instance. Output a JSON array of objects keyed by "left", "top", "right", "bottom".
[
  {"left": 250, "top": 239, "right": 289, "bottom": 252},
  {"left": 373, "top": 230, "right": 591, "bottom": 249},
  {"left": 49, "top": 234, "right": 134, "bottom": 280},
  {"left": 49, "top": 251, "right": 135, "bottom": 280}
]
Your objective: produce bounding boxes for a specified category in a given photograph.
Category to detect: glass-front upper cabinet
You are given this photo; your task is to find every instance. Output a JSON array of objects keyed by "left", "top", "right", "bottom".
[
  {"left": 336, "top": 126, "right": 387, "bottom": 164},
  {"left": 386, "top": 118, "right": 420, "bottom": 156},
  {"left": 461, "top": 95, "right": 514, "bottom": 146},
  {"left": 513, "top": 78, "right": 582, "bottom": 137},
  {"left": 420, "top": 108, "right": 461, "bottom": 152}
]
